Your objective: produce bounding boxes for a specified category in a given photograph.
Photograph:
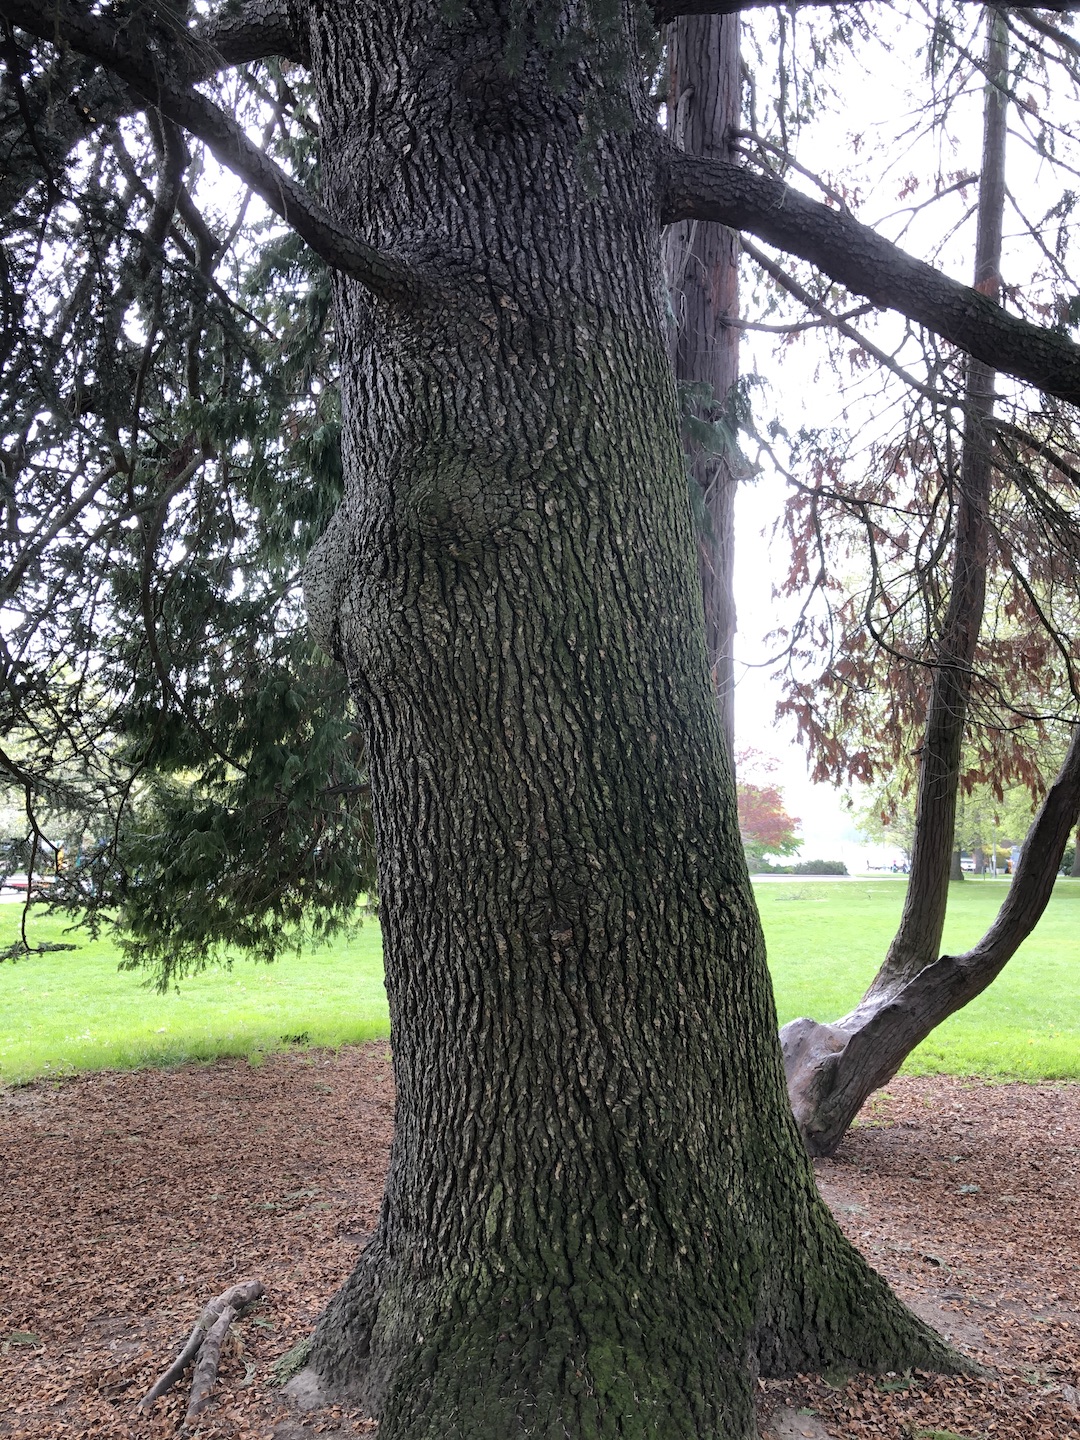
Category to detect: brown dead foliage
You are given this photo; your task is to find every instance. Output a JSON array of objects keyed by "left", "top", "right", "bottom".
[{"left": 0, "top": 1050, "right": 1077, "bottom": 1438}]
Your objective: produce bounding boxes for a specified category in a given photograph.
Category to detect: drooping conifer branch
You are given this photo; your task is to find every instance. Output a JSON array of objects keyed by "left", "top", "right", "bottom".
[
  {"left": 660, "top": 148, "right": 1080, "bottom": 409},
  {"left": 0, "top": 0, "right": 420, "bottom": 303},
  {"left": 0, "top": 0, "right": 306, "bottom": 216}
]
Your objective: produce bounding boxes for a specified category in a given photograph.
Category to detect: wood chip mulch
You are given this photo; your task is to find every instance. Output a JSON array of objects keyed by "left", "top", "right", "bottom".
[{"left": 1, "top": 1049, "right": 1077, "bottom": 1438}]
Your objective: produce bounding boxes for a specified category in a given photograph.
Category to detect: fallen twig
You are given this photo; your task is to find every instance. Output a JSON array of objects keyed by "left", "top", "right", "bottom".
[{"left": 137, "top": 1279, "right": 264, "bottom": 1416}]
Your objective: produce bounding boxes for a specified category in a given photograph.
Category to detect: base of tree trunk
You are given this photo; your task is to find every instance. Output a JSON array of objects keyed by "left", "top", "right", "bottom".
[
  {"left": 783, "top": 729, "right": 1080, "bottom": 1157},
  {"left": 291, "top": 1213, "right": 967, "bottom": 1440}
]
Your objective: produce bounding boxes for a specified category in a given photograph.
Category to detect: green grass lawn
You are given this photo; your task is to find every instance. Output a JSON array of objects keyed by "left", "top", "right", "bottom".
[
  {"left": 757, "top": 876, "right": 1080, "bottom": 1079},
  {"left": 0, "top": 908, "right": 389, "bottom": 1084},
  {"left": 2, "top": 876, "right": 1078, "bottom": 1085}
]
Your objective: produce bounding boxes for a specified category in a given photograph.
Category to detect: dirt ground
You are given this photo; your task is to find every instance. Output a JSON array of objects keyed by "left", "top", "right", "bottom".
[{"left": 1, "top": 1045, "right": 1077, "bottom": 1439}]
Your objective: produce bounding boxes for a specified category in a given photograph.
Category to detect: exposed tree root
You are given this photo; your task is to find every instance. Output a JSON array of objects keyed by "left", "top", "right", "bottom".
[{"left": 137, "top": 1278, "right": 264, "bottom": 1420}]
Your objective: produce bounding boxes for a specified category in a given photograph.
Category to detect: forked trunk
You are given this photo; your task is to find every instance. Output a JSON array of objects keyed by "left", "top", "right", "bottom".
[
  {"left": 294, "top": 5, "right": 959, "bottom": 1434},
  {"left": 781, "top": 11, "right": 1025, "bottom": 1158},
  {"left": 783, "top": 725, "right": 1080, "bottom": 1157}
]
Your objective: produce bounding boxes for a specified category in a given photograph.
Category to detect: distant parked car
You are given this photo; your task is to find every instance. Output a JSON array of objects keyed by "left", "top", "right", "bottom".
[{"left": 0, "top": 872, "right": 55, "bottom": 893}]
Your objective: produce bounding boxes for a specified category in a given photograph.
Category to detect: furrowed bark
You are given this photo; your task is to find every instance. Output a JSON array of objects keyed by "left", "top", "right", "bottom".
[
  {"left": 286, "top": 5, "right": 963, "bottom": 1435},
  {"left": 781, "top": 9, "right": 1017, "bottom": 1158},
  {"left": 664, "top": 11, "right": 742, "bottom": 751}
]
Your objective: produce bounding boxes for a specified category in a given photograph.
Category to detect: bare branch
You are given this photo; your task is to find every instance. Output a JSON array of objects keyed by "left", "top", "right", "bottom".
[
  {"left": 741, "top": 236, "right": 949, "bottom": 408},
  {"left": 655, "top": 0, "right": 1080, "bottom": 20},
  {"left": 661, "top": 148, "right": 1080, "bottom": 409},
  {"left": 0, "top": 0, "right": 422, "bottom": 303}
]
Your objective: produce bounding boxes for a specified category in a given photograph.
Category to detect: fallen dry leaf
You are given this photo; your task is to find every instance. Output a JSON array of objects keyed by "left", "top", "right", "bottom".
[{"left": 1, "top": 1054, "right": 1077, "bottom": 1438}]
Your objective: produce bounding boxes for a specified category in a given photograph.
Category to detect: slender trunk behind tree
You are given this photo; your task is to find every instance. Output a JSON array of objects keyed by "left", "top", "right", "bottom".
[
  {"left": 664, "top": 15, "right": 741, "bottom": 752},
  {"left": 779, "top": 12, "right": 1066, "bottom": 1157},
  {"left": 285, "top": 5, "right": 959, "bottom": 1434},
  {"left": 1071, "top": 825, "right": 1080, "bottom": 876},
  {"left": 872, "top": 7, "right": 1009, "bottom": 985}
]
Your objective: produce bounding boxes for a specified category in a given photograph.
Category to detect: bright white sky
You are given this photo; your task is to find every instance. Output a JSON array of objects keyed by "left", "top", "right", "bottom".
[{"left": 722, "top": 4, "right": 1080, "bottom": 863}]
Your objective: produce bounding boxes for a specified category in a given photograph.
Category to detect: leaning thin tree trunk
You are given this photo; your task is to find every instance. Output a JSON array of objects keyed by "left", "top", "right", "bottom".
[
  {"left": 664, "top": 12, "right": 742, "bottom": 751},
  {"left": 782, "top": 723, "right": 1080, "bottom": 1156},
  {"left": 1071, "top": 823, "right": 1080, "bottom": 876},
  {"left": 782, "top": 10, "right": 1013, "bottom": 1156}
]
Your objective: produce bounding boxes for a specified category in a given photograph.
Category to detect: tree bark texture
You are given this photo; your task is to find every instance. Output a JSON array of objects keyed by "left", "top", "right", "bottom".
[
  {"left": 780, "top": 10, "right": 1013, "bottom": 1158},
  {"left": 663, "top": 14, "right": 742, "bottom": 751},
  {"left": 286, "top": 4, "right": 960, "bottom": 1435}
]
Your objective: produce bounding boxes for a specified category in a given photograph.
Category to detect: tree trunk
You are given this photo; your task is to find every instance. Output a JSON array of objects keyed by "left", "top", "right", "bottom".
[
  {"left": 973, "top": 846, "right": 985, "bottom": 875},
  {"left": 291, "top": 4, "right": 958, "bottom": 1434},
  {"left": 782, "top": 723, "right": 1080, "bottom": 1156},
  {"left": 1071, "top": 825, "right": 1080, "bottom": 876},
  {"left": 781, "top": 11, "right": 1019, "bottom": 1156},
  {"left": 664, "top": 14, "right": 742, "bottom": 751}
]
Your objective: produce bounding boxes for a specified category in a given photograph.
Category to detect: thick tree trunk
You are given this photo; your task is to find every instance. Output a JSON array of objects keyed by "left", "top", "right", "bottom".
[
  {"left": 292, "top": 5, "right": 959, "bottom": 1434},
  {"left": 664, "top": 14, "right": 742, "bottom": 751},
  {"left": 779, "top": 11, "right": 1017, "bottom": 1157}
]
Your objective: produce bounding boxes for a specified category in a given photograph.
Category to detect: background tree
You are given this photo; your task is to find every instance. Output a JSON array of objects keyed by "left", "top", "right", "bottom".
[
  {"left": 664, "top": 10, "right": 742, "bottom": 750},
  {"left": 8, "top": 2, "right": 1080, "bottom": 1436},
  {"left": 729, "top": 5, "right": 1080, "bottom": 1154},
  {"left": 736, "top": 748, "right": 801, "bottom": 868}
]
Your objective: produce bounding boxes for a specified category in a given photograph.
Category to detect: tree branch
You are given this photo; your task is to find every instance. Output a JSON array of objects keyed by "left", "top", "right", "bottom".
[
  {"left": 654, "top": 0, "right": 1080, "bottom": 20},
  {"left": 661, "top": 148, "right": 1080, "bottom": 409},
  {"left": 199, "top": 0, "right": 309, "bottom": 69},
  {"left": 0, "top": 0, "right": 305, "bottom": 219},
  {"left": 0, "top": 0, "right": 421, "bottom": 303}
]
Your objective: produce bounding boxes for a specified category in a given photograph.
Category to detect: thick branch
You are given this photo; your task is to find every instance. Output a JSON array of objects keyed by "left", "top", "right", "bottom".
[
  {"left": 199, "top": 0, "right": 309, "bottom": 69},
  {"left": 0, "top": 0, "right": 420, "bottom": 303},
  {"left": 662, "top": 148, "right": 1080, "bottom": 409},
  {"left": 655, "top": 0, "right": 1080, "bottom": 19}
]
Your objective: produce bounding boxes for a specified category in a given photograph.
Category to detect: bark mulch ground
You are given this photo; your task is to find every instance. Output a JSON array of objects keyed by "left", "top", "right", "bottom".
[{"left": 1, "top": 1047, "right": 1077, "bottom": 1439}]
